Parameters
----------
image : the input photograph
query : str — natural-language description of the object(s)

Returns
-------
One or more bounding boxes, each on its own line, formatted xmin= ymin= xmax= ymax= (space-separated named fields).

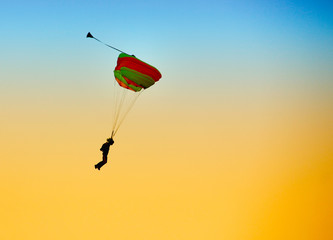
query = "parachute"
xmin=111 ymin=54 xmax=162 ymax=137
xmin=87 ymin=32 xmax=162 ymax=138
xmin=114 ymin=53 xmax=162 ymax=92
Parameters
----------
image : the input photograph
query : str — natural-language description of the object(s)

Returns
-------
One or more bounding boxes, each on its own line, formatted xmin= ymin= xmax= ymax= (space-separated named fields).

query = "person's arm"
xmin=100 ymin=143 xmax=105 ymax=151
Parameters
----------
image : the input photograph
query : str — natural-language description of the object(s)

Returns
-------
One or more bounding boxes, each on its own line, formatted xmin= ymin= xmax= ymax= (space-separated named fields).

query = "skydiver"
xmin=94 ymin=137 xmax=114 ymax=170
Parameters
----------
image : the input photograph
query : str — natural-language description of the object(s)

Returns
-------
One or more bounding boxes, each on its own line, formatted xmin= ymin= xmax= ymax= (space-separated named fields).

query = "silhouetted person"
xmin=95 ymin=138 xmax=114 ymax=170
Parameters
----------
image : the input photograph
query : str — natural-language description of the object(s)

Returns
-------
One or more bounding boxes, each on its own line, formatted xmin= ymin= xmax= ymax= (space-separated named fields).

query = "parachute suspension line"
xmin=112 ymin=86 xmax=128 ymax=137
xmin=111 ymin=78 xmax=119 ymax=137
xmin=113 ymin=89 xmax=144 ymax=137
xmin=86 ymin=32 xmax=130 ymax=55
xmin=110 ymin=79 xmax=116 ymax=138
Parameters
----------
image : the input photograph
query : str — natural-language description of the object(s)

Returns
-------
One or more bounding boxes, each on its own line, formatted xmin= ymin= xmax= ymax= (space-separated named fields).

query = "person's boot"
xmin=95 ymin=161 xmax=106 ymax=170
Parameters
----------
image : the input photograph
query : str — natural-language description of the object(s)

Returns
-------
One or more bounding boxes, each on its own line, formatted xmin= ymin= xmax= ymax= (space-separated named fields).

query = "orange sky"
xmin=1 ymin=83 xmax=332 ymax=239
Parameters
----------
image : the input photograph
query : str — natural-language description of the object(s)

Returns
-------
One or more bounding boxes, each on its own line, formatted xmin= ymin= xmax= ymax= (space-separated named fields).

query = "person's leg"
xmin=95 ymin=155 xmax=108 ymax=170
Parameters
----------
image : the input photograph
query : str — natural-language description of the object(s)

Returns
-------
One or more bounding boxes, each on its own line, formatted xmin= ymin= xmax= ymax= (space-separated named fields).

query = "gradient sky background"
xmin=1 ymin=0 xmax=332 ymax=239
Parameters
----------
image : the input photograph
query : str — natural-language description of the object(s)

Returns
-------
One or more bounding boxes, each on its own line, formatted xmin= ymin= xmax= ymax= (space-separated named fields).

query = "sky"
xmin=1 ymin=0 xmax=333 ymax=239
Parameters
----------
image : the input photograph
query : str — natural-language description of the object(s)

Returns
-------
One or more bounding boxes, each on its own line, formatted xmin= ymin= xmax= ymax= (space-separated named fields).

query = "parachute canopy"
xmin=114 ymin=53 xmax=162 ymax=92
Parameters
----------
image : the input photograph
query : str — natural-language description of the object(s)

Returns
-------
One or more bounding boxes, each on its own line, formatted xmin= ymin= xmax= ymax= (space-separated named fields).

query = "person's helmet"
xmin=107 ymin=138 xmax=114 ymax=145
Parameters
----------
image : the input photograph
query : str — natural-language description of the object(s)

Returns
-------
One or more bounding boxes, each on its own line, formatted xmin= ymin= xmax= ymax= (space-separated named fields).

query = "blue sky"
xmin=1 ymin=0 xmax=332 ymax=97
